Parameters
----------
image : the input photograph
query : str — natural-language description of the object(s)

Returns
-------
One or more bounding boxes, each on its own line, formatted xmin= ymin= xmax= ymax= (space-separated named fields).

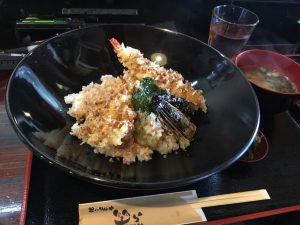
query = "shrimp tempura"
xmin=109 ymin=38 xmax=207 ymax=112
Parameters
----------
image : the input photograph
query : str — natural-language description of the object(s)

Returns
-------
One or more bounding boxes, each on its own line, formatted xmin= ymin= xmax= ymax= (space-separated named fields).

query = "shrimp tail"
xmin=109 ymin=38 xmax=122 ymax=52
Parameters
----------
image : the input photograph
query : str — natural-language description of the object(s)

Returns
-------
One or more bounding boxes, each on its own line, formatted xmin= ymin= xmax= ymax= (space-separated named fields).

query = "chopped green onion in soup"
xmin=243 ymin=67 xmax=298 ymax=93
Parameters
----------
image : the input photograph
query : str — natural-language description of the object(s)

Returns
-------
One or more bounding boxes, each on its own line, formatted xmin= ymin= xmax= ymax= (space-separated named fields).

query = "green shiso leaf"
xmin=132 ymin=77 xmax=164 ymax=113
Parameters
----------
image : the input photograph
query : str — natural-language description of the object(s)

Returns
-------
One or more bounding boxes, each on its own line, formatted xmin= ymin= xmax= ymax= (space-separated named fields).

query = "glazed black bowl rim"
xmin=5 ymin=24 xmax=260 ymax=189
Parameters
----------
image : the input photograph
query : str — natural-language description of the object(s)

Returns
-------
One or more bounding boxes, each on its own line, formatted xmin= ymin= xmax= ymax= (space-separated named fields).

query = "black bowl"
xmin=252 ymin=85 xmax=293 ymax=114
xmin=5 ymin=25 xmax=260 ymax=189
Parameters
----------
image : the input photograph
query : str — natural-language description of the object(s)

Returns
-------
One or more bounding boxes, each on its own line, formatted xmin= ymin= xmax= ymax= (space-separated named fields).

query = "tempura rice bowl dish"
xmin=64 ymin=38 xmax=207 ymax=165
xmin=6 ymin=25 xmax=260 ymax=188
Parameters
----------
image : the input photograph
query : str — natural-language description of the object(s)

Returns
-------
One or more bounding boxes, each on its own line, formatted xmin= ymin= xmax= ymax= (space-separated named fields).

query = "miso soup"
xmin=243 ymin=67 xmax=298 ymax=93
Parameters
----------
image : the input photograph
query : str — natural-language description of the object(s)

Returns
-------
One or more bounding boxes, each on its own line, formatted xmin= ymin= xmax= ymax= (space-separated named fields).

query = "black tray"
xmin=25 ymin=107 xmax=300 ymax=225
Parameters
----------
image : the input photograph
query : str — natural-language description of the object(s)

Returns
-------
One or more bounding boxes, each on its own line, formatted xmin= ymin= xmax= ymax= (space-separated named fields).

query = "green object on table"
xmin=20 ymin=19 xmax=66 ymax=23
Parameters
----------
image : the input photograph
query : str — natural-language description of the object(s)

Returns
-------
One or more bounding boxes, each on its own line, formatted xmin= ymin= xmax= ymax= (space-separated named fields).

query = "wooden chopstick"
xmin=187 ymin=189 xmax=270 ymax=208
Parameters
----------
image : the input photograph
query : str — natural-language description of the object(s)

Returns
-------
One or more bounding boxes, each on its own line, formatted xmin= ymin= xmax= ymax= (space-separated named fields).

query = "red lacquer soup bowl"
xmin=236 ymin=49 xmax=300 ymax=114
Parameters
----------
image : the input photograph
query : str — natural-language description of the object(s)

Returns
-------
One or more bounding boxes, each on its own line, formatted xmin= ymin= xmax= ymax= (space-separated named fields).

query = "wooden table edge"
xmin=19 ymin=151 xmax=32 ymax=225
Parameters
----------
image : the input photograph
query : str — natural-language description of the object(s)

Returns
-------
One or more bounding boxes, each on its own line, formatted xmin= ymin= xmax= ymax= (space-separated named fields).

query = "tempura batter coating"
xmin=64 ymin=39 xmax=207 ymax=164
xmin=110 ymin=38 xmax=207 ymax=112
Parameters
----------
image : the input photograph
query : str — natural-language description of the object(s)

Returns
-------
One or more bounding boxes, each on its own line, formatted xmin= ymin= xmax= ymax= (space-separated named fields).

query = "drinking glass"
xmin=208 ymin=5 xmax=259 ymax=59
